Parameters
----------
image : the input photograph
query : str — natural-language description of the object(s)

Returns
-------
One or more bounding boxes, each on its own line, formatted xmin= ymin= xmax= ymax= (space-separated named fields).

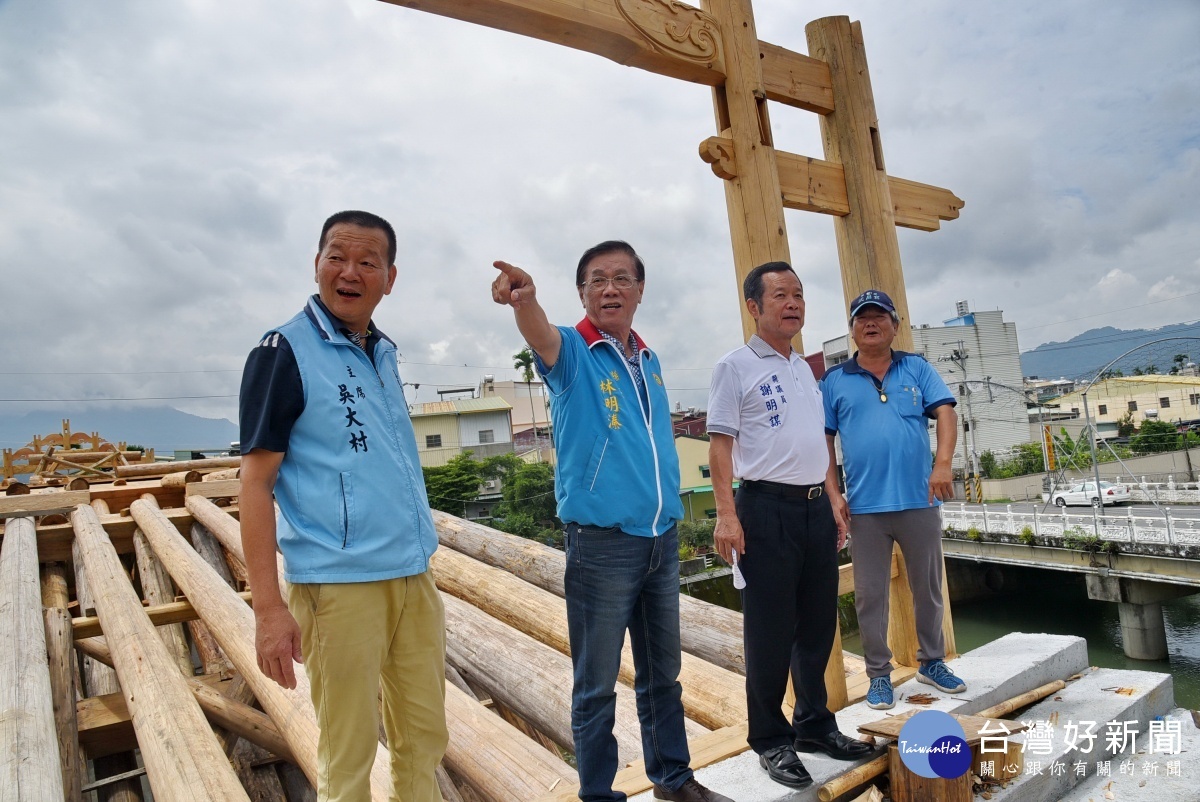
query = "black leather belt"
xmin=741 ymin=479 xmax=824 ymax=500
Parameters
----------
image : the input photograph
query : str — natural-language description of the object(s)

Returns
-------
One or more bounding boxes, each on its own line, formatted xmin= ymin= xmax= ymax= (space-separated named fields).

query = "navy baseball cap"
xmin=849 ymin=289 xmax=896 ymax=317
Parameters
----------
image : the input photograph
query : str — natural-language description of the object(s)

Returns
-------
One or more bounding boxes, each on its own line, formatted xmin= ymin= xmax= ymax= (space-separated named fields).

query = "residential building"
xmin=480 ymin=376 xmax=551 ymax=435
xmin=672 ymin=407 xmax=707 ymax=437
xmin=409 ymin=396 xmax=514 ymax=469
xmin=1051 ymin=375 xmax=1200 ymax=437
xmin=1024 ymin=377 xmax=1079 ymax=403
xmin=675 ymin=434 xmax=719 ymax=521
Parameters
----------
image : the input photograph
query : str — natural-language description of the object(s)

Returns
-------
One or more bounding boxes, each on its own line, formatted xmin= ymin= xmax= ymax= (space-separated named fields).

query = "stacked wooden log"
xmin=1 ymin=459 xmax=794 ymax=801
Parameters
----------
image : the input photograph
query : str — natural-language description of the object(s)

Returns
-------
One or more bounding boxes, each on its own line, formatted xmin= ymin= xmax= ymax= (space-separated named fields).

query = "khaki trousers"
xmin=289 ymin=572 xmax=447 ymax=802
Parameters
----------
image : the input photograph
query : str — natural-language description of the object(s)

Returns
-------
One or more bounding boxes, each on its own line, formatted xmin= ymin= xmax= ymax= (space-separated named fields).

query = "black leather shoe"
xmin=794 ymin=731 xmax=874 ymax=761
xmin=652 ymin=777 xmax=735 ymax=801
xmin=758 ymin=745 xmax=813 ymax=788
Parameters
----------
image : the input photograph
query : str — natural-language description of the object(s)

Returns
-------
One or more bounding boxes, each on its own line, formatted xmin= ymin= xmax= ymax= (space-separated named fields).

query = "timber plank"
xmin=0 ymin=489 xmax=90 ymax=519
xmin=72 ymin=590 xmax=253 ymax=639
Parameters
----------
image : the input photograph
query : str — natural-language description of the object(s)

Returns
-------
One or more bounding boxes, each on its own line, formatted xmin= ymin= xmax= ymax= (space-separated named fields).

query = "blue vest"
xmin=269 ymin=299 xmax=437 ymax=583
xmin=538 ymin=320 xmax=683 ymax=537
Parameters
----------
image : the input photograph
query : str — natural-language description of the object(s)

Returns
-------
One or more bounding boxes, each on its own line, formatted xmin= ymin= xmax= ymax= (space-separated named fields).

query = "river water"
xmin=682 ymin=568 xmax=1200 ymax=711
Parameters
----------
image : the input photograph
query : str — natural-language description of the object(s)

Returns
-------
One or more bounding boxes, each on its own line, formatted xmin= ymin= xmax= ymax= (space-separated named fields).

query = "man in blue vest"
xmin=240 ymin=211 xmax=446 ymax=801
xmin=491 ymin=242 xmax=733 ymax=802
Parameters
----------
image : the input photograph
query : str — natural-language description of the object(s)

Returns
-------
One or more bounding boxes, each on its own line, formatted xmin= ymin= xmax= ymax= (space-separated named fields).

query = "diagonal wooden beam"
xmin=379 ymin=1 xmax=836 ymax=113
xmin=380 ymin=0 xmax=725 ymax=83
xmin=700 ymin=135 xmax=964 ymax=231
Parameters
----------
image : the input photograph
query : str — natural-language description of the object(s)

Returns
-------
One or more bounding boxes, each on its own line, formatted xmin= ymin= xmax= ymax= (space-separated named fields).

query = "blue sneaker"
xmin=866 ymin=676 xmax=895 ymax=710
xmin=918 ymin=659 xmax=967 ymax=694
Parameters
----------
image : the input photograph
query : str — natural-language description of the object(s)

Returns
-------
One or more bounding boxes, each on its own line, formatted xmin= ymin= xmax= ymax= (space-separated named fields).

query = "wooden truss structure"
xmin=2 ymin=420 xmax=157 ymax=483
xmin=1 ymin=459 xmax=949 ymax=800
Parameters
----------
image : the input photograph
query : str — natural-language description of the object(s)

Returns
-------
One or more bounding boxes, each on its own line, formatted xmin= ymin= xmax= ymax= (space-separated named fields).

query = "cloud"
xmin=1 ymin=0 xmax=1199 ymax=427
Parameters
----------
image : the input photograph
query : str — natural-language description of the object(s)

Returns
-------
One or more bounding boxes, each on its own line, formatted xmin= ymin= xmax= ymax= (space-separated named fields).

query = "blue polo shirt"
xmin=821 ymin=351 xmax=955 ymax=514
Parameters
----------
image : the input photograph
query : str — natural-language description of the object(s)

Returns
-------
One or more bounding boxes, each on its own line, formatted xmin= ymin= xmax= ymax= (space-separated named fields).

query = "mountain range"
xmin=1020 ymin=321 xmax=1200 ymax=381
xmin=0 ymin=406 xmax=237 ymax=454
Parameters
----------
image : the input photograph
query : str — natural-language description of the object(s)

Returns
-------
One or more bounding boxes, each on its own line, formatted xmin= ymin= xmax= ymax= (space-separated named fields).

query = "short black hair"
xmin=575 ymin=240 xmax=645 ymax=287
xmin=743 ymin=261 xmax=799 ymax=308
xmin=319 ymin=210 xmax=397 ymax=266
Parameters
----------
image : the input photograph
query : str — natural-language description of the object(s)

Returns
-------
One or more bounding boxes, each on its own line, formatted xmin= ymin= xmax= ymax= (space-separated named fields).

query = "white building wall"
xmin=457 ymin=410 xmax=513 ymax=448
xmin=911 ymin=310 xmax=1029 ymax=469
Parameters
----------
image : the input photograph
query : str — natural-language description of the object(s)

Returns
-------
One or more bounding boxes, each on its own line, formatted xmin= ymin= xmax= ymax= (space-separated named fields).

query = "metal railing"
xmin=941 ymin=501 xmax=1200 ymax=552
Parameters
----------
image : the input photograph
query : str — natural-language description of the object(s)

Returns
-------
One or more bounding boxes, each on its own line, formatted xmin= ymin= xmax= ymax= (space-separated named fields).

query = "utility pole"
xmin=941 ymin=342 xmax=980 ymax=500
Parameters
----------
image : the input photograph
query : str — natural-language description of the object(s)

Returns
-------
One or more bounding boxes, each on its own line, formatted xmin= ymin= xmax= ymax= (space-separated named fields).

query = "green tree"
xmin=979 ymin=450 xmax=998 ymax=479
xmin=513 ymin=346 xmax=541 ymax=439
xmin=422 ymin=451 xmax=483 ymax=516
xmin=1130 ymin=419 xmax=1181 ymax=454
xmin=1115 ymin=411 xmax=1136 ymax=438
xmin=677 ymin=519 xmax=716 ymax=552
xmin=497 ymin=460 xmax=557 ymax=527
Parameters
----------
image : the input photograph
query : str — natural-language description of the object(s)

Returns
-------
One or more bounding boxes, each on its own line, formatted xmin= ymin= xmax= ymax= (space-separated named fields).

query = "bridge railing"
xmin=941 ymin=502 xmax=1200 ymax=552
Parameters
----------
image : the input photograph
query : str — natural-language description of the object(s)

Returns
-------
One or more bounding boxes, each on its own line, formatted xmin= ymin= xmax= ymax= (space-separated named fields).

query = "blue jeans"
xmin=564 ymin=523 xmax=692 ymax=802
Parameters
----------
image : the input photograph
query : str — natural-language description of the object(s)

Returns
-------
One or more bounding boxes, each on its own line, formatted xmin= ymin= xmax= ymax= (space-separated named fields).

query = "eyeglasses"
xmin=581 ymin=274 xmax=638 ymax=292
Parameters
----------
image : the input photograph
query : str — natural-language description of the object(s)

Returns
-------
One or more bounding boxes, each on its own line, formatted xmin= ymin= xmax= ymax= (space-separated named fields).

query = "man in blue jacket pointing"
xmin=492 ymin=242 xmax=733 ymax=802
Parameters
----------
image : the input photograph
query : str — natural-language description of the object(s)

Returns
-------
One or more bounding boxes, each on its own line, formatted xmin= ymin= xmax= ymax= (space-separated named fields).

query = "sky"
xmin=2 ymin=0 xmax=1199 ymax=425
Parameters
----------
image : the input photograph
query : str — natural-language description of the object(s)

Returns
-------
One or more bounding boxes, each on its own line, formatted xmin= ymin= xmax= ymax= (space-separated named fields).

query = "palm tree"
xmin=514 ymin=347 xmax=539 ymax=453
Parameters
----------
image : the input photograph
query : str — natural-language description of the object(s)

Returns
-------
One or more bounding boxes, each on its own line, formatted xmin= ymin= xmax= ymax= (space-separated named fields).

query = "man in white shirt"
xmin=707 ymin=262 xmax=872 ymax=790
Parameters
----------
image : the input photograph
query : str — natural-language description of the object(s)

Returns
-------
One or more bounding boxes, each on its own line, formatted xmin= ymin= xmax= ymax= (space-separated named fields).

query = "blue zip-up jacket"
xmin=267 ymin=298 xmax=437 ymax=583
xmin=537 ymin=319 xmax=683 ymax=537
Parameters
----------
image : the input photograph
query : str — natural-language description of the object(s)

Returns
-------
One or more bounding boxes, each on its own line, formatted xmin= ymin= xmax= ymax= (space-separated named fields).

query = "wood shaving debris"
xmin=905 ymin=693 xmax=938 ymax=705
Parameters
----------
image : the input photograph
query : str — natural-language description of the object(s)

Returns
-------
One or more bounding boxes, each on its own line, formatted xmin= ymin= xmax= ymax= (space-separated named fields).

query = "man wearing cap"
xmin=820 ymin=289 xmax=965 ymax=711
xmin=707 ymin=262 xmax=872 ymax=791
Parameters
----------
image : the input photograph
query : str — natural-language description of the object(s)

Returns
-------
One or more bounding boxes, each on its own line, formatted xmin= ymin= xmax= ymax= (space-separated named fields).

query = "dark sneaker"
xmin=917 ymin=659 xmax=967 ymax=693
xmin=866 ymin=676 xmax=895 ymax=710
xmin=652 ymin=777 xmax=735 ymax=802
xmin=758 ymin=745 xmax=813 ymax=789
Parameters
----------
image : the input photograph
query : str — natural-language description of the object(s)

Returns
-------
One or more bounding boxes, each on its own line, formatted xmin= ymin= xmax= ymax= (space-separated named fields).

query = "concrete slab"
xmin=987 ymin=666 xmax=1175 ymax=802
xmin=1058 ymin=708 xmax=1200 ymax=802
xmin=629 ymin=632 xmax=1090 ymax=802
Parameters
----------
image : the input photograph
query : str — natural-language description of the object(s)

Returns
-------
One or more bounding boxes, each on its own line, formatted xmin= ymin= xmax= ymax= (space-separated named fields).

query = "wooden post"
xmin=887 ymin=547 xmax=919 ymax=668
xmin=201 ymin=468 xmax=240 ymax=482
xmin=41 ymin=562 xmax=84 ymax=802
xmin=430 ymin=546 xmax=746 ymax=731
xmin=823 ymin=620 xmax=849 ymax=713
xmin=442 ymin=592 xmax=676 ymax=763
xmin=115 ymin=457 xmax=239 ymax=480
xmin=184 ymin=524 xmax=238 ymax=676
xmin=701 ymin=0 xmax=794 ymax=346
xmin=1 ymin=517 xmax=65 ymax=801
xmin=72 ymin=517 xmax=142 ymax=802
xmin=70 ymin=505 xmax=250 ymax=801
xmin=160 ymin=470 xmax=202 ymax=489
xmin=433 ymin=511 xmax=748 ymax=675
xmin=887 ymin=743 xmax=971 ymax=802
xmin=131 ymin=529 xmax=194 ymax=677
xmin=804 ymin=16 xmax=911 ymax=338
xmin=443 ymin=682 xmax=577 ymax=800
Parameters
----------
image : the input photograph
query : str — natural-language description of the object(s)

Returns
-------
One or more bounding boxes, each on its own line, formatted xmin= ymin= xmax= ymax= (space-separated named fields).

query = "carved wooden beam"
xmin=699 ymin=135 xmax=963 ymax=231
xmin=380 ymin=0 xmax=724 ymax=83
xmin=379 ymin=1 xmax=835 ymax=112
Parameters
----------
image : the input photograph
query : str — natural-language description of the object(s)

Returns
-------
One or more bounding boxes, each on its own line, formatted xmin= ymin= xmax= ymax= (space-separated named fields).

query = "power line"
xmin=0 ymin=395 xmax=237 ymax=402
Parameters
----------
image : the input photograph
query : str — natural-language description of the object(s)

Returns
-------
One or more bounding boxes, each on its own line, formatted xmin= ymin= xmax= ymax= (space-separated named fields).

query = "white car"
xmin=1051 ymin=481 xmax=1131 ymax=507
